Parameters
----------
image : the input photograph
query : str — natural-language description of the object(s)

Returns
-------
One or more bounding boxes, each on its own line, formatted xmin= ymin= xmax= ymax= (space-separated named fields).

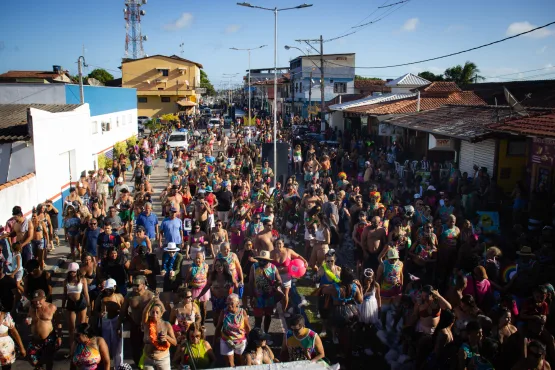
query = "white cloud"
xmin=163 ymin=13 xmax=193 ymax=31
xmin=506 ymin=21 xmax=553 ymax=39
xmin=401 ymin=18 xmax=419 ymax=32
xmin=225 ymin=24 xmax=242 ymax=34
xmin=538 ymin=46 xmax=548 ymax=54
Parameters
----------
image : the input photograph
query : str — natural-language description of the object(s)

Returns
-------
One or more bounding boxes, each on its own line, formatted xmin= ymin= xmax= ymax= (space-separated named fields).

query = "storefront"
xmin=529 ymin=137 xmax=555 ymax=191
xmin=427 ymin=134 xmax=457 ymax=163
xmin=459 ymin=139 xmax=497 ymax=178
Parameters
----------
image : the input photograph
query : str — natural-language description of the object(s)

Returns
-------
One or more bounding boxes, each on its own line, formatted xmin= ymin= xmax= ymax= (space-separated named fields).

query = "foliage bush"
xmin=114 ymin=141 xmax=128 ymax=159
xmin=126 ymin=135 xmax=138 ymax=147
xmin=160 ymin=113 xmax=178 ymax=123
xmin=97 ymin=153 xmax=113 ymax=169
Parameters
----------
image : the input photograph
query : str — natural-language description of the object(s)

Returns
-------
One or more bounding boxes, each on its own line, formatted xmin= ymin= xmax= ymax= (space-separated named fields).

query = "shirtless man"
xmin=300 ymin=189 xmax=321 ymax=216
xmin=26 ymin=289 xmax=62 ymax=370
xmin=192 ymin=192 xmax=210 ymax=235
xmin=118 ymin=275 xmax=155 ymax=367
xmin=254 ymin=219 xmax=275 ymax=253
xmin=165 ymin=185 xmax=183 ymax=214
xmin=97 ymin=279 xmax=125 ymax=369
xmin=361 ymin=216 xmax=387 ymax=271
xmin=11 ymin=207 xmax=34 ymax=266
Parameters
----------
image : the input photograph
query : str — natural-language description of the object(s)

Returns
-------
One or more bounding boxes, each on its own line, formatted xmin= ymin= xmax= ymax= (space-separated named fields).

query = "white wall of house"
xmin=30 ymin=105 xmax=92 ymax=203
xmin=329 ymin=111 xmax=344 ymax=132
xmin=391 ymin=86 xmax=416 ymax=94
xmin=89 ymin=109 xmax=138 ymax=169
xmin=0 ymin=176 xmax=37 ymax=223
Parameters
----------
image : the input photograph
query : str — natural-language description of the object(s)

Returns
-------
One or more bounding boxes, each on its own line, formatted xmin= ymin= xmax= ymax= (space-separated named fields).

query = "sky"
xmin=0 ymin=0 xmax=554 ymax=88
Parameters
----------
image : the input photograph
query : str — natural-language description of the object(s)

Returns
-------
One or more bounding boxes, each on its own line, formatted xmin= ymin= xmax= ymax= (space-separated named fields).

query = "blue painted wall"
xmin=65 ymin=85 xmax=137 ymax=116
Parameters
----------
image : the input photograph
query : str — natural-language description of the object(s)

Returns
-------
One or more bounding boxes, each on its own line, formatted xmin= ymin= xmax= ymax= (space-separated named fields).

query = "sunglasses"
xmin=185 ymin=295 xmax=193 ymax=299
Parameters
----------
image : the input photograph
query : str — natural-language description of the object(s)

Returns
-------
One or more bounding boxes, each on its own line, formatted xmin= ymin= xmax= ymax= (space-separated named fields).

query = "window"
xmin=507 ymin=140 xmax=526 ymax=156
xmin=334 ymin=82 xmax=347 ymax=94
xmin=138 ymin=97 xmax=147 ymax=103
xmin=158 ymin=88 xmax=164 ymax=91
xmin=161 ymin=97 xmax=171 ymax=103
xmin=91 ymin=121 xmax=98 ymax=134
xmin=161 ymin=69 xmax=169 ymax=77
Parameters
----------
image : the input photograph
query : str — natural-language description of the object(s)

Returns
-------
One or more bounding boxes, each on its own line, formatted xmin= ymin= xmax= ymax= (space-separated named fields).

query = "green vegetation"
xmin=419 ymin=61 xmax=485 ymax=85
xmin=200 ymin=70 xmax=216 ymax=96
xmin=355 ymin=75 xmax=383 ymax=81
xmin=87 ymin=68 xmax=114 ymax=83
xmin=97 ymin=153 xmax=113 ymax=169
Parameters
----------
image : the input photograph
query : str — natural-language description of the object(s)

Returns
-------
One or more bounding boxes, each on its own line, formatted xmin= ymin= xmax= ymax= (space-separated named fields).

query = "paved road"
xmin=12 ymin=137 xmax=286 ymax=369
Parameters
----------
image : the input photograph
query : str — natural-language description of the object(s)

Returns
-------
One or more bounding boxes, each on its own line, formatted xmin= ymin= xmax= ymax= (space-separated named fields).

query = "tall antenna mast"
xmin=179 ymin=42 xmax=185 ymax=57
xmin=124 ymin=0 xmax=148 ymax=59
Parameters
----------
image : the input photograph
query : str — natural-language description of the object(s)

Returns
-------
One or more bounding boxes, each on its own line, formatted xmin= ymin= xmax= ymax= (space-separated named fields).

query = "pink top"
xmin=463 ymin=277 xmax=493 ymax=307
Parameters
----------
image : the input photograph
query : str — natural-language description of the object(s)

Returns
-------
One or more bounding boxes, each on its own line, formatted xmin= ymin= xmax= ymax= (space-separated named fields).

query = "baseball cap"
xmin=104 ymin=278 xmax=117 ymax=290
xmin=67 ymin=262 xmax=80 ymax=273
xmin=32 ymin=289 xmax=47 ymax=301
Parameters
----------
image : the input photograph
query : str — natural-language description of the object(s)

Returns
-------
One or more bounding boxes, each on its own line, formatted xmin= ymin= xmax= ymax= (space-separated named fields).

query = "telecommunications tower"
xmin=124 ymin=0 xmax=148 ymax=59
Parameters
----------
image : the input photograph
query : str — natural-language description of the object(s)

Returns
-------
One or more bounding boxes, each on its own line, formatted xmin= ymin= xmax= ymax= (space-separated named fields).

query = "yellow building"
xmin=121 ymin=54 xmax=203 ymax=117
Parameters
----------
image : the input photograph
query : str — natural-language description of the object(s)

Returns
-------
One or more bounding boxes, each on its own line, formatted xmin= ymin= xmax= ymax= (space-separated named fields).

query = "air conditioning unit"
xmin=101 ymin=122 xmax=107 ymax=131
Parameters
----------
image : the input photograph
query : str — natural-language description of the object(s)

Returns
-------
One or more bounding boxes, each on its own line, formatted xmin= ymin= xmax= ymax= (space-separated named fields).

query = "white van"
xmin=167 ymin=131 xmax=189 ymax=149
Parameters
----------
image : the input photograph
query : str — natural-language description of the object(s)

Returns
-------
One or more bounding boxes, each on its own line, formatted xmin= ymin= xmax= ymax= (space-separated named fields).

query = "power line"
xmin=484 ymin=65 xmax=555 ymax=79
xmin=323 ymin=20 xmax=555 ymax=69
xmin=378 ymin=0 xmax=410 ymax=8
xmin=329 ymin=0 xmax=391 ymax=40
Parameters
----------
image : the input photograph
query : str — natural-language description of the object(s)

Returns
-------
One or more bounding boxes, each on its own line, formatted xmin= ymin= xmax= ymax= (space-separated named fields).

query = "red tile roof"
xmin=0 ymin=70 xmax=69 ymax=80
xmin=354 ymin=80 xmax=391 ymax=93
xmin=344 ymin=91 xmax=486 ymax=115
xmin=488 ymin=112 xmax=555 ymax=138
xmin=421 ymin=81 xmax=461 ymax=92
xmin=0 ymin=173 xmax=35 ymax=191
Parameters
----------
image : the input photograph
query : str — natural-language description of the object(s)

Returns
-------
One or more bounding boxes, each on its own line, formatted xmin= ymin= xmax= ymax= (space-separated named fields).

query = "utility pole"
xmin=319 ymin=35 xmax=325 ymax=131
xmin=308 ymin=70 xmax=313 ymax=118
xmin=77 ymin=56 xmax=87 ymax=104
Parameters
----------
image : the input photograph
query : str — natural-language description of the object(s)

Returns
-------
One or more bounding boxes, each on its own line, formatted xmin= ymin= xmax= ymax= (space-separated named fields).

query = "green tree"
xmin=355 ymin=75 xmax=383 ymax=81
xmin=444 ymin=61 xmax=484 ymax=85
xmin=87 ymin=68 xmax=114 ymax=84
xmin=418 ymin=71 xmax=444 ymax=82
xmin=200 ymin=70 xmax=216 ymax=96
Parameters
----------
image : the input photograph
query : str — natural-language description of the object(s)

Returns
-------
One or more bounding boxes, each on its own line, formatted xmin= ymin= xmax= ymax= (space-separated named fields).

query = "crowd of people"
xmin=0 ymin=111 xmax=553 ymax=370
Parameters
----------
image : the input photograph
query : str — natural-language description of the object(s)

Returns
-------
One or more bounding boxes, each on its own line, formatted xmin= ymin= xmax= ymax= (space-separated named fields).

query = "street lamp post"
xmin=230 ymin=45 xmax=267 ymax=128
xmin=237 ymin=2 xmax=313 ymax=186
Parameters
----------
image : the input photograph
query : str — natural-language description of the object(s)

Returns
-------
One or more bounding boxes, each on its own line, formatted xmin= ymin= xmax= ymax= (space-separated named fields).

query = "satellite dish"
xmin=504 ymin=87 xmax=528 ymax=117
xmin=143 ymin=35 xmax=148 ymax=41
xmin=142 ymin=0 xmax=147 ymax=4
xmin=140 ymin=9 xmax=146 ymax=15
xmin=87 ymin=78 xmax=104 ymax=86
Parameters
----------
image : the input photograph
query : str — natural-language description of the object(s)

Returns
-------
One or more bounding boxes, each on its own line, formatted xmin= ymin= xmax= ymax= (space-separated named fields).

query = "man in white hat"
xmin=249 ymin=250 xmax=283 ymax=337
xmin=161 ymin=243 xmax=183 ymax=294
xmin=99 ymin=278 xmax=124 ymax=369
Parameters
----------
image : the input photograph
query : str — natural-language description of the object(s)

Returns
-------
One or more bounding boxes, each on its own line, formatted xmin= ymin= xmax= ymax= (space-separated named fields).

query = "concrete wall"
xmin=0 ymin=143 xmax=35 ymax=184
xmin=30 ymin=105 xmax=92 ymax=203
xmin=0 ymin=84 xmax=65 ymax=104
xmin=90 ymin=108 xmax=138 ymax=169
xmin=0 ymin=176 xmax=37 ymax=223
xmin=329 ymin=111 xmax=344 ymax=132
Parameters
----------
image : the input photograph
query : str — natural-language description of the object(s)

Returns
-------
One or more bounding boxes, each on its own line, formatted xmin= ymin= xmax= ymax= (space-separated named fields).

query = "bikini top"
xmin=67 ymin=282 xmax=83 ymax=294
xmin=274 ymin=256 xmax=291 ymax=268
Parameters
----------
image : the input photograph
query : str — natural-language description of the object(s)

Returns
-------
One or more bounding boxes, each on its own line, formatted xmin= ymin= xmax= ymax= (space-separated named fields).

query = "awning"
xmin=177 ymin=99 xmax=197 ymax=107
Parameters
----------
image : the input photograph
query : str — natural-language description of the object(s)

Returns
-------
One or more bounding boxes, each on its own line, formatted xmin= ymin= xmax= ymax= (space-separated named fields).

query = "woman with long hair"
xmin=70 ymin=323 xmax=110 ymax=370
xmin=243 ymin=327 xmax=277 ymax=365
xmin=271 ymin=238 xmax=307 ymax=317
xmin=62 ymin=262 xmax=90 ymax=347
xmin=193 ymin=258 xmax=237 ymax=326
xmin=173 ymin=323 xmax=216 ymax=369
xmin=0 ymin=303 xmax=25 ymax=369
xmin=169 ymin=287 xmax=200 ymax=343
xmin=142 ymin=300 xmax=177 ymax=370
xmin=80 ymin=253 xmax=99 ymax=310
xmin=64 ymin=205 xmax=82 ymax=260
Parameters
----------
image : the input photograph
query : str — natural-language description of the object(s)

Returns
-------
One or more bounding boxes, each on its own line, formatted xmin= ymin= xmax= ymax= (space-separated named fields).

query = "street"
xmin=11 ymin=145 xmax=286 ymax=369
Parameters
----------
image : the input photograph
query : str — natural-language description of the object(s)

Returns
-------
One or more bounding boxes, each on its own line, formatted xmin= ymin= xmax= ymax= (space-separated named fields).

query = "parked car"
xmin=202 ymin=108 xmax=212 ymax=117
xmin=167 ymin=131 xmax=189 ymax=149
xmin=138 ymin=116 xmax=150 ymax=124
xmin=208 ymin=118 xmax=221 ymax=129
xmin=137 ymin=123 xmax=145 ymax=133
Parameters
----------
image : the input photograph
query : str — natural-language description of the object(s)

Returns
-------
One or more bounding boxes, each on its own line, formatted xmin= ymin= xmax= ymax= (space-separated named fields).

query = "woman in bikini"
xmin=187 ymin=223 xmax=210 ymax=259
xmin=193 ymin=259 xmax=237 ymax=328
xmin=35 ymin=204 xmax=53 ymax=252
xmin=80 ymin=253 xmax=99 ymax=311
xmin=271 ymin=238 xmax=307 ymax=318
xmin=31 ymin=211 xmax=49 ymax=270
xmin=210 ymin=220 xmax=228 ymax=258
xmin=184 ymin=252 xmax=210 ymax=325
xmin=169 ymin=287 xmax=200 ymax=344
xmin=62 ymin=262 xmax=90 ymax=348
xmin=90 ymin=199 xmax=105 ymax=230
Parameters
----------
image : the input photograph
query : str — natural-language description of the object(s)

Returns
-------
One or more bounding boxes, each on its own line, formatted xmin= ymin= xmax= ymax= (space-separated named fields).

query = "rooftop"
xmin=344 ymin=90 xmax=486 ymax=115
xmin=420 ymin=81 xmax=462 ymax=92
xmin=328 ymin=93 xmax=416 ymax=111
xmin=0 ymin=173 xmax=35 ymax=192
xmin=385 ymin=105 xmax=552 ymax=142
xmin=121 ymin=54 xmax=203 ymax=69
xmin=461 ymin=80 xmax=555 ymax=108
xmin=0 ymin=104 xmax=82 ymax=142
xmin=386 ymin=73 xmax=431 ymax=87
xmin=488 ymin=112 xmax=555 ymax=138
xmin=0 ymin=70 xmax=70 ymax=82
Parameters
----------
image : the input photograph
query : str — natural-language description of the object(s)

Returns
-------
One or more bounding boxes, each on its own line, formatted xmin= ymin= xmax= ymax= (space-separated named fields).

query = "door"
xmin=460 ymin=139 xmax=496 ymax=177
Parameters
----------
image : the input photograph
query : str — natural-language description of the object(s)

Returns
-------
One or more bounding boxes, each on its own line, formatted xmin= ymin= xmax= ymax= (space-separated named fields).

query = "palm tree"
xmin=444 ymin=61 xmax=485 ymax=85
